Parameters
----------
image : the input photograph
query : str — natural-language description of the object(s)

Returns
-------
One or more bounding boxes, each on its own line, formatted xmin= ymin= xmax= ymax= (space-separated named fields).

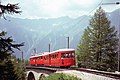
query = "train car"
xmin=29 ymin=48 xmax=75 ymax=67
xmin=50 ymin=49 xmax=75 ymax=67
xmin=35 ymin=54 xmax=44 ymax=66
xmin=30 ymin=54 xmax=44 ymax=66
xmin=50 ymin=51 xmax=59 ymax=67
xmin=42 ymin=52 xmax=51 ymax=66
xmin=30 ymin=55 xmax=37 ymax=66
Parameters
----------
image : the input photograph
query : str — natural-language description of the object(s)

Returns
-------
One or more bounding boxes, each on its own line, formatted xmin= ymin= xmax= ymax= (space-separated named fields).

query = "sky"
xmin=2 ymin=0 xmax=120 ymax=19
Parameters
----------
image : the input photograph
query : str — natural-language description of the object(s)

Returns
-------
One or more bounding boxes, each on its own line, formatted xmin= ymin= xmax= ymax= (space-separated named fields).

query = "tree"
xmin=0 ymin=1 xmax=25 ymax=79
xmin=0 ymin=2 xmax=21 ymax=20
xmin=77 ymin=7 xmax=118 ymax=71
xmin=76 ymin=28 xmax=93 ymax=68
xmin=13 ymin=56 xmax=26 ymax=80
xmin=0 ymin=31 xmax=24 ymax=61
xmin=0 ymin=1 xmax=22 ymax=60
xmin=0 ymin=31 xmax=25 ymax=80
xmin=0 ymin=55 xmax=26 ymax=80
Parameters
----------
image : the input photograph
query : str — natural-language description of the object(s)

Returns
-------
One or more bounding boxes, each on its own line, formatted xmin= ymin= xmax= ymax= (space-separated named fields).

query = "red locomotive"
xmin=30 ymin=48 xmax=75 ymax=67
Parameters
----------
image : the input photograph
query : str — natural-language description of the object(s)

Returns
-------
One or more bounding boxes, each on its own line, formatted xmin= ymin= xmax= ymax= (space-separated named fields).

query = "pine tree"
xmin=0 ymin=32 xmax=25 ymax=79
xmin=0 ymin=1 xmax=26 ymax=79
xmin=77 ymin=7 xmax=118 ymax=71
xmin=0 ymin=3 xmax=21 ymax=20
xmin=76 ymin=28 xmax=93 ymax=68
xmin=5 ymin=59 xmax=18 ymax=80
xmin=0 ymin=31 xmax=24 ymax=61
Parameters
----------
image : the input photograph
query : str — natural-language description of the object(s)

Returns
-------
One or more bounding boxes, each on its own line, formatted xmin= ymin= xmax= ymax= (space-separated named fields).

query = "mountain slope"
xmin=0 ymin=8 xmax=119 ymax=59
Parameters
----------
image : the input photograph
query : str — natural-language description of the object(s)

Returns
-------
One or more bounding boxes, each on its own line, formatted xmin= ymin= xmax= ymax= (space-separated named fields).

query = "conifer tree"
xmin=0 ymin=2 xmax=25 ymax=79
xmin=0 ymin=31 xmax=24 ymax=61
xmin=76 ymin=28 xmax=92 ymax=68
xmin=0 ymin=2 xmax=21 ymax=20
xmin=77 ymin=7 xmax=118 ymax=71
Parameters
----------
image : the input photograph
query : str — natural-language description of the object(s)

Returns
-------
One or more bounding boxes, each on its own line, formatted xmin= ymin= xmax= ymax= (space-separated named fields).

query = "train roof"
xmin=30 ymin=53 xmax=43 ymax=58
xmin=30 ymin=48 xmax=75 ymax=58
xmin=55 ymin=48 xmax=75 ymax=52
xmin=50 ymin=48 xmax=74 ymax=53
xmin=41 ymin=52 xmax=51 ymax=56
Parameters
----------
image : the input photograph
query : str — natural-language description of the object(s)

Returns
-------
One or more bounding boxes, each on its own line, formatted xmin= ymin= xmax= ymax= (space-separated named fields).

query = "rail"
xmin=74 ymin=68 xmax=120 ymax=79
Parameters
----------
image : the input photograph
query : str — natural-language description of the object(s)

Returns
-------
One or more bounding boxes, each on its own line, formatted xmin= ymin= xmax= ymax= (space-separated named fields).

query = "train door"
xmin=49 ymin=54 xmax=51 ymax=66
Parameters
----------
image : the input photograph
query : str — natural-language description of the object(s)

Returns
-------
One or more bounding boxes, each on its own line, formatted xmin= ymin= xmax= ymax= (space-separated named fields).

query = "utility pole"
xmin=22 ymin=51 xmax=23 ymax=60
xmin=118 ymin=6 xmax=120 ymax=72
xmin=102 ymin=1 xmax=120 ymax=72
xmin=49 ymin=43 xmax=50 ymax=52
xmin=66 ymin=36 xmax=69 ymax=48
xmin=34 ymin=48 xmax=36 ymax=54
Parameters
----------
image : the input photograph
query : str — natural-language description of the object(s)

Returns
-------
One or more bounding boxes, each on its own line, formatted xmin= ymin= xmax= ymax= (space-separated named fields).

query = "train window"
xmin=56 ymin=54 xmax=58 ymax=58
xmin=72 ymin=52 xmax=74 ymax=57
xmin=55 ymin=54 xmax=56 ymax=59
xmin=68 ymin=53 xmax=70 ymax=58
xmin=66 ymin=54 xmax=68 ymax=58
xmin=44 ymin=56 xmax=46 ymax=60
xmin=61 ymin=54 xmax=64 ymax=58
xmin=55 ymin=54 xmax=57 ymax=59
xmin=39 ymin=57 xmax=40 ymax=60
xmin=56 ymin=54 xmax=57 ymax=59
xmin=57 ymin=54 xmax=58 ymax=58
xmin=56 ymin=54 xmax=57 ymax=58
xmin=37 ymin=58 xmax=39 ymax=60
xmin=66 ymin=53 xmax=70 ymax=58
xmin=55 ymin=54 xmax=58 ymax=59
xmin=54 ymin=54 xmax=56 ymax=59
xmin=53 ymin=55 xmax=54 ymax=59
xmin=45 ymin=56 xmax=47 ymax=60
xmin=62 ymin=54 xmax=65 ymax=58
xmin=51 ymin=55 xmax=53 ymax=59
xmin=40 ymin=56 xmax=42 ymax=60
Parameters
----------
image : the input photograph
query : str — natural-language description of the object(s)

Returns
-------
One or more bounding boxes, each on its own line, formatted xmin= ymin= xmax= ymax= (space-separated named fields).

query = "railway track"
xmin=72 ymin=68 xmax=120 ymax=79
xmin=26 ymin=66 xmax=120 ymax=79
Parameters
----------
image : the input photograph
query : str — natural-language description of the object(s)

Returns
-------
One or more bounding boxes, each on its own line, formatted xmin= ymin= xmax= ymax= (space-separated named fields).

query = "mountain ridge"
xmin=0 ymin=8 xmax=119 ymax=59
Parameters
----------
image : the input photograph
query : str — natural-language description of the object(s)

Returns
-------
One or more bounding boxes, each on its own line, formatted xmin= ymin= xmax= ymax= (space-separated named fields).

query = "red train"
xmin=30 ymin=48 xmax=76 ymax=67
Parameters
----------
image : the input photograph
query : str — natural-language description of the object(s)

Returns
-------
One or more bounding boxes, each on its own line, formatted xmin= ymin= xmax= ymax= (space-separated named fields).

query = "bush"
xmin=39 ymin=73 xmax=81 ymax=80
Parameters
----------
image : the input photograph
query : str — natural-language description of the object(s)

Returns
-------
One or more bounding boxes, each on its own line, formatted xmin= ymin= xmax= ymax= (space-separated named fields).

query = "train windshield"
xmin=61 ymin=52 xmax=75 ymax=58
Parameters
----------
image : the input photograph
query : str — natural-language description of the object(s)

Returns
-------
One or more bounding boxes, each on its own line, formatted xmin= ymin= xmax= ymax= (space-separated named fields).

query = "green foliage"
xmin=39 ymin=73 xmax=81 ymax=80
xmin=0 ymin=56 xmax=26 ymax=80
xmin=76 ymin=29 xmax=93 ymax=68
xmin=77 ymin=7 xmax=118 ymax=71
xmin=0 ymin=31 xmax=25 ymax=80
xmin=24 ymin=59 xmax=30 ymax=66
xmin=12 ymin=56 xmax=26 ymax=80
xmin=0 ymin=59 xmax=17 ymax=80
xmin=0 ymin=31 xmax=24 ymax=61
